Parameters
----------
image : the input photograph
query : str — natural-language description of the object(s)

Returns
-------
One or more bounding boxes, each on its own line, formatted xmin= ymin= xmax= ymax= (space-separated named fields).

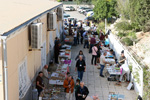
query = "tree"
xmin=93 ymin=0 xmax=118 ymax=21
xmin=129 ymin=0 xmax=150 ymax=31
xmin=116 ymin=0 xmax=130 ymax=19
xmin=74 ymin=0 xmax=94 ymax=4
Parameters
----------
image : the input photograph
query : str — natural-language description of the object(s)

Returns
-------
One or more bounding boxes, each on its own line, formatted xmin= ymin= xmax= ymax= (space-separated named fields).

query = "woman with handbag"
xmin=91 ymin=44 xmax=98 ymax=66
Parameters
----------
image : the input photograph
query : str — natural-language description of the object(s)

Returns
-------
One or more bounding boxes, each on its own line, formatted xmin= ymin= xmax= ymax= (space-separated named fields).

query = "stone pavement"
xmin=69 ymin=44 xmax=137 ymax=100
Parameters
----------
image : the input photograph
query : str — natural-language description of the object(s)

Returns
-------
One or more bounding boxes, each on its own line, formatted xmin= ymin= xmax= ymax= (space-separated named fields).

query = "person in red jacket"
xmin=63 ymin=75 xmax=75 ymax=100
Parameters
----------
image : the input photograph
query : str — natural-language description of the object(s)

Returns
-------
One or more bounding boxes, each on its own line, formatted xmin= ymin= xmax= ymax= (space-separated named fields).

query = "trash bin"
xmin=32 ymin=89 xmax=38 ymax=100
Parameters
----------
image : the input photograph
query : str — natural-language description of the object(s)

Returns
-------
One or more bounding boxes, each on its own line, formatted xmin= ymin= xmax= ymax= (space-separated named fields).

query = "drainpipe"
xmin=1 ymin=36 xmax=8 ymax=100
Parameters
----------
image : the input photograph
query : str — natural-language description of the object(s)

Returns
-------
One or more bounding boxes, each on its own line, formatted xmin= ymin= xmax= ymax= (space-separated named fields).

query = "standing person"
xmin=75 ymin=78 xmax=80 ymax=100
xmin=76 ymin=82 xmax=89 ymax=100
xmin=36 ymin=72 xmax=45 ymax=96
xmin=63 ymin=27 xmax=68 ymax=40
xmin=91 ymin=21 xmax=94 ymax=28
xmin=100 ymin=51 xmax=109 ymax=77
xmin=80 ymin=28 xmax=84 ymax=44
xmin=64 ymin=19 xmax=68 ymax=25
xmin=89 ymin=35 xmax=96 ymax=53
xmin=75 ymin=50 xmax=86 ymax=61
xmin=63 ymin=75 xmax=75 ymax=100
xmin=82 ymin=22 xmax=86 ymax=27
xmin=99 ymin=30 xmax=105 ymax=42
xmin=68 ymin=21 xmax=72 ymax=35
xmin=83 ymin=31 xmax=87 ymax=37
xmin=118 ymin=63 xmax=130 ymax=85
xmin=54 ymin=42 xmax=61 ymax=64
xmin=104 ymin=35 xmax=109 ymax=47
xmin=77 ymin=28 xmax=80 ymax=44
xmin=54 ymin=37 xmax=58 ymax=45
xmin=73 ymin=19 xmax=77 ymax=27
xmin=91 ymin=44 xmax=98 ymax=65
xmin=73 ymin=28 xmax=77 ymax=46
xmin=93 ymin=25 xmax=97 ymax=35
xmin=75 ymin=56 xmax=86 ymax=81
xmin=96 ymin=42 xmax=102 ymax=63
xmin=86 ymin=20 xmax=90 ymax=26
xmin=83 ymin=33 xmax=89 ymax=48
xmin=42 ymin=65 xmax=49 ymax=88
xmin=118 ymin=50 xmax=126 ymax=66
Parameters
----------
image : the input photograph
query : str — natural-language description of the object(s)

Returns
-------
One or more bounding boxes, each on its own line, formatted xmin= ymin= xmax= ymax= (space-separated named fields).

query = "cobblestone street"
xmin=69 ymin=44 xmax=137 ymax=100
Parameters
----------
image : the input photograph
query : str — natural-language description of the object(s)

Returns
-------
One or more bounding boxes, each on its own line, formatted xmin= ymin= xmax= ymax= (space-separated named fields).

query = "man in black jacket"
xmin=75 ymin=56 xmax=86 ymax=81
xmin=76 ymin=82 xmax=89 ymax=100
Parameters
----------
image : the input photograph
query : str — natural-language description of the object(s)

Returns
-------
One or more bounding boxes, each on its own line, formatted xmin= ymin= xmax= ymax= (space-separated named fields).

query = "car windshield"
xmin=83 ymin=8 xmax=90 ymax=10
xmin=64 ymin=15 xmax=70 ymax=18
xmin=81 ymin=7 xmax=86 ymax=9
xmin=70 ymin=18 xmax=74 ymax=20
xmin=66 ymin=6 xmax=69 ymax=8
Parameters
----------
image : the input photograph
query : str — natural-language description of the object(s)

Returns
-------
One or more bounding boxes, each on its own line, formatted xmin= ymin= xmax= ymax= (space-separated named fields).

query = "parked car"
xmin=84 ymin=17 xmax=97 ymax=23
xmin=77 ymin=6 xmax=84 ymax=12
xmin=84 ymin=17 xmax=94 ymax=21
xmin=78 ymin=7 xmax=87 ymax=13
xmin=83 ymin=9 xmax=93 ymax=16
xmin=80 ymin=7 xmax=90 ymax=14
xmin=64 ymin=6 xmax=75 ymax=11
xmin=86 ymin=11 xmax=94 ymax=17
xmin=63 ymin=14 xmax=71 ymax=20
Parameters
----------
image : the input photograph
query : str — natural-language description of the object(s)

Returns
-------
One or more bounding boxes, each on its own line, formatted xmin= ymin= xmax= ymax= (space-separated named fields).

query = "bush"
xmin=144 ymin=20 xmax=150 ymax=32
xmin=121 ymin=37 xmax=133 ymax=46
xmin=97 ymin=22 xmax=105 ymax=34
xmin=127 ymin=32 xmax=136 ymax=40
xmin=57 ymin=0 xmax=61 ymax=2
xmin=117 ymin=32 xmax=127 ymax=38
xmin=115 ymin=21 xmax=133 ymax=32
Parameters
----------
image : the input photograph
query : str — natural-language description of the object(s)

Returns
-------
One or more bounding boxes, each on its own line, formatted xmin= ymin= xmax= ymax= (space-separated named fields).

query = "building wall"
xmin=0 ymin=39 xmax=4 ymax=100
xmin=5 ymin=7 xmax=63 ymax=100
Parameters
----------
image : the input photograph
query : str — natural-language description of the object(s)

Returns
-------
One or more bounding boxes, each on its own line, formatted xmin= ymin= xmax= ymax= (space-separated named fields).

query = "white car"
xmin=64 ymin=6 xmax=75 ymax=11
xmin=86 ymin=11 xmax=94 ymax=17
xmin=77 ymin=6 xmax=84 ymax=12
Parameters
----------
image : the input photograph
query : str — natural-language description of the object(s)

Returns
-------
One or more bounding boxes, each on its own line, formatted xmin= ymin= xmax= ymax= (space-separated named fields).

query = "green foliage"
xmin=133 ymin=68 xmax=140 ymax=84
xmin=144 ymin=20 xmax=150 ymax=32
xmin=115 ymin=21 xmax=133 ymax=32
xmin=74 ymin=0 xmax=93 ymax=4
xmin=127 ymin=32 xmax=137 ymax=41
xmin=116 ymin=0 xmax=130 ymax=19
xmin=121 ymin=37 xmax=133 ymax=46
xmin=97 ymin=22 xmax=105 ymax=33
xmin=57 ymin=0 xmax=61 ymax=2
xmin=116 ymin=0 xmax=150 ymax=32
xmin=128 ymin=64 xmax=132 ymax=72
xmin=93 ymin=0 xmax=118 ymax=20
xmin=129 ymin=0 xmax=150 ymax=31
xmin=117 ymin=32 xmax=127 ymax=38
xmin=143 ymin=67 xmax=150 ymax=99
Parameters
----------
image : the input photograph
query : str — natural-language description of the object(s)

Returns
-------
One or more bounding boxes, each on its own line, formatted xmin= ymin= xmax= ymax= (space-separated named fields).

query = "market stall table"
xmin=108 ymin=92 xmax=125 ymax=100
xmin=64 ymin=36 xmax=74 ymax=45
